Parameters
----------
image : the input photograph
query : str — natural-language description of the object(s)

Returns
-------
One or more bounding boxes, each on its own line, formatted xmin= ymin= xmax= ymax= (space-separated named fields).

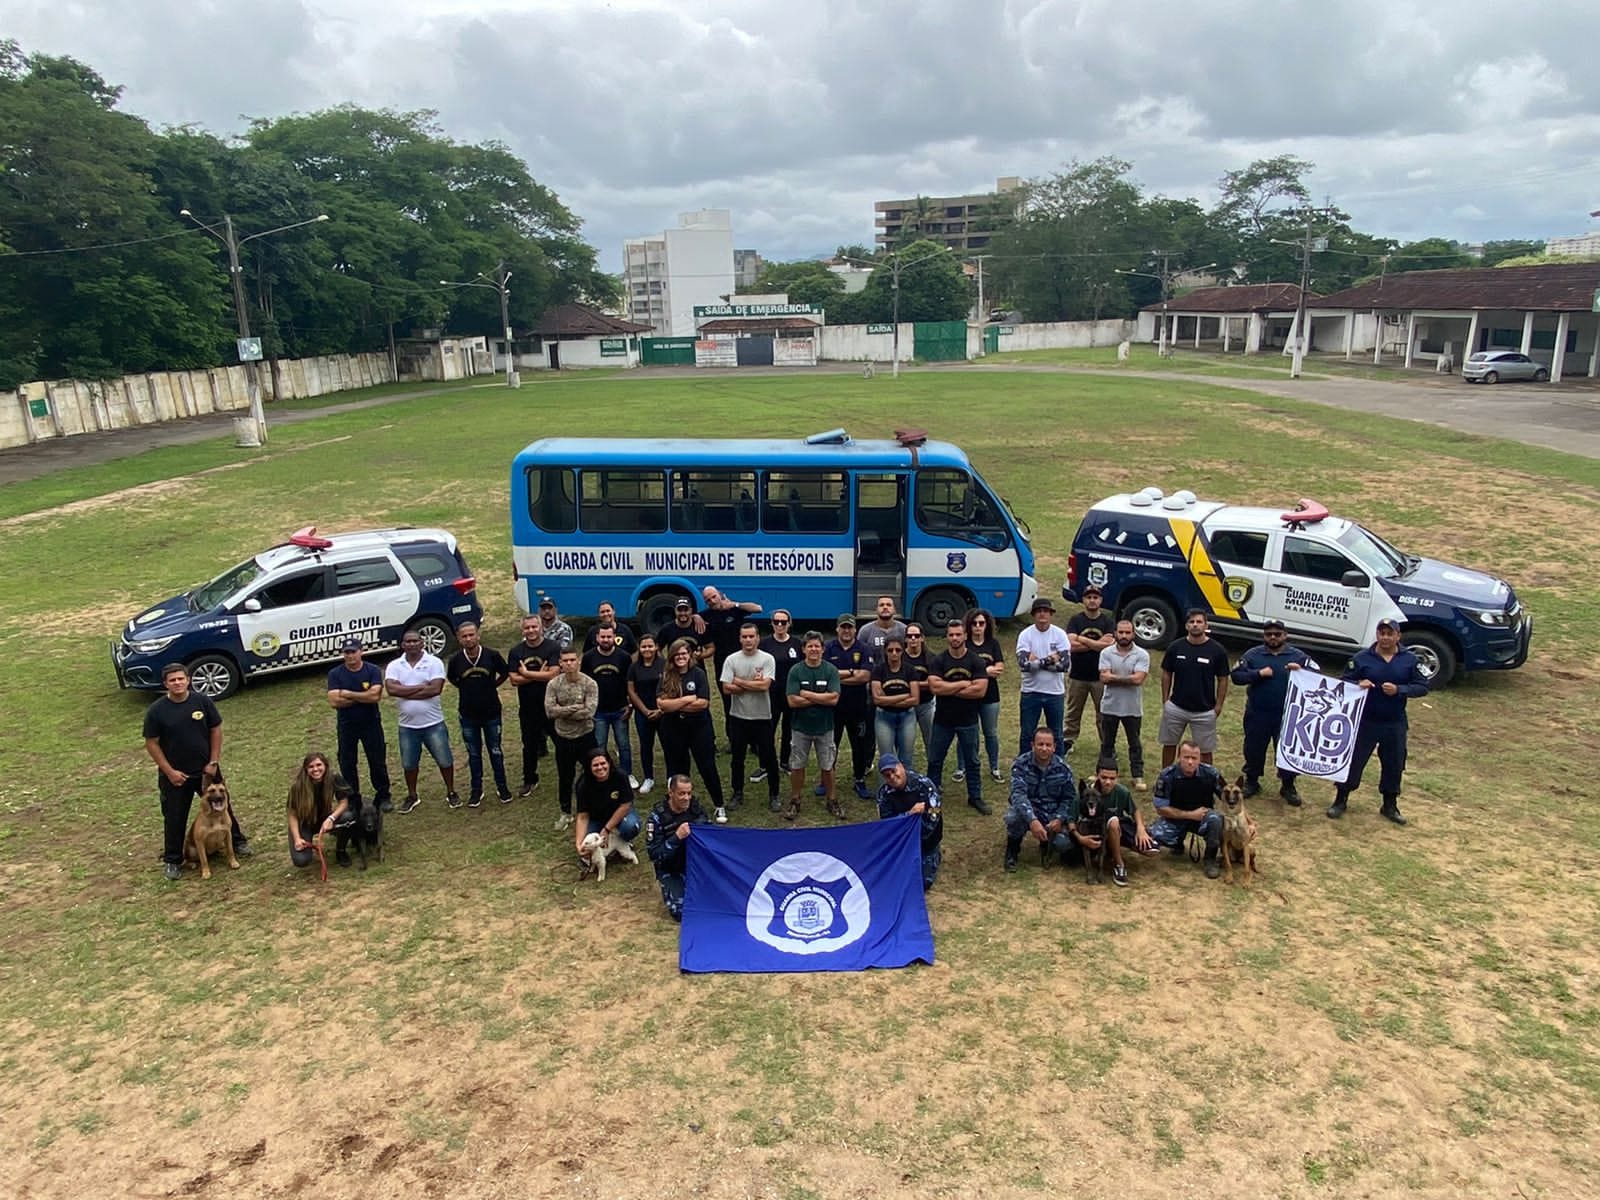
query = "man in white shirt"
xmin=1015 ymin=598 xmax=1069 ymax=755
xmin=721 ymin=623 xmax=781 ymax=814
xmin=384 ymin=629 xmax=458 ymax=812
xmin=1098 ymin=619 xmax=1151 ymax=790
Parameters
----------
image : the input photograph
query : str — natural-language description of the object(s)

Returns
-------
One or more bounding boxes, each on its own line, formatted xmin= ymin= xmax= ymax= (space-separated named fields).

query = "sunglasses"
xmin=907 ymin=633 xmax=924 ymax=638
xmin=772 ymin=618 xmax=790 ymax=624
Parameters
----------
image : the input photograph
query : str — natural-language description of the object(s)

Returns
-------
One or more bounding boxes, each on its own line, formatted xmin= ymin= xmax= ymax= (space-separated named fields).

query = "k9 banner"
xmin=1275 ymin=670 xmax=1369 ymax=783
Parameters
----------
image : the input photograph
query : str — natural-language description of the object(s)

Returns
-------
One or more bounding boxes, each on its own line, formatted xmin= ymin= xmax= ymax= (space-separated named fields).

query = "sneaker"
xmin=379 ymin=798 xmax=396 ymax=813
xmin=728 ymin=791 xmax=745 ymax=811
xmin=628 ymin=774 xmax=640 ymax=790
xmin=714 ymin=806 xmax=729 ymax=824
xmin=782 ymin=799 xmax=801 ymax=822
xmin=814 ymin=783 xmax=826 ymax=797
xmin=1280 ymin=784 xmax=1303 ymax=808
xmin=498 ymin=790 xmax=513 ymax=805
xmin=232 ymin=839 xmax=253 ymax=858
xmin=1004 ymin=849 xmax=1019 ymax=873
xmin=555 ymin=811 xmax=572 ymax=831
xmin=953 ymin=769 xmax=966 ymax=783
xmin=1112 ymin=864 xmax=1129 ymax=887
xmin=989 ymin=767 xmax=1002 ymax=782
xmin=518 ymin=782 xmax=535 ymax=798
xmin=826 ymin=799 xmax=846 ymax=819
xmin=336 ymin=848 xmax=352 ymax=868
xmin=768 ymin=795 xmax=783 ymax=812
xmin=467 ymin=792 xmax=483 ymax=809
xmin=446 ymin=792 xmax=463 ymax=809
xmin=750 ymin=769 xmax=768 ymax=783
xmin=853 ymin=779 xmax=871 ymax=801
xmin=163 ymin=862 xmax=182 ymax=881
xmin=968 ymin=796 xmax=993 ymax=816
xmin=1132 ymin=777 xmax=1147 ymax=792
xmin=399 ymin=794 xmax=421 ymax=815
xmin=638 ymin=777 xmax=655 ymax=795
xmin=1203 ymin=856 xmax=1221 ymax=880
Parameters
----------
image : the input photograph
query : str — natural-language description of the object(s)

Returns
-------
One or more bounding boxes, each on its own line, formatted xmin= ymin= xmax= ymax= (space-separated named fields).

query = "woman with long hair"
xmin=627 ymin=633 xmax=664 ymax=796
xmin=903 ymin=622 xmax=934 ymax=768
xmin=656 ymin=638 xmax=727 ymax=821
xmin=573 ymin=745 xmax=641 ymax=866
xmin=871 ymin=635 xmax=920 ymax=764
xmin=964 ymin=608 xmax=1007 ymax=782
xmin=287 ymin=751 xmax=351 ymax=869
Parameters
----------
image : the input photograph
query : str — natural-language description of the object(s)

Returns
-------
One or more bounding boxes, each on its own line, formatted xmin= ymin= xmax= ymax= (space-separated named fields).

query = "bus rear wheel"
xmin=913 ymin=587 xmax=970 ymax=632
xmin=639 ymin=589 xmax=691 ymax=634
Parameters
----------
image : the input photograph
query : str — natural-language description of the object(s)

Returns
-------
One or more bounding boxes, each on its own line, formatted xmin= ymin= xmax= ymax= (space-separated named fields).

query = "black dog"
xmin=1074 ymin=780 xmax=1107 ymax=884
xmin=333 ymin=780 xmax=384 ymax=870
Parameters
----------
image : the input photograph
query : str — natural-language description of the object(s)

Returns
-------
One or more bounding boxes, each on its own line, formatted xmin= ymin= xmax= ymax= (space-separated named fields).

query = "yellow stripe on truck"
xmin=1168 ymin=518 xmax=1242 ymax=620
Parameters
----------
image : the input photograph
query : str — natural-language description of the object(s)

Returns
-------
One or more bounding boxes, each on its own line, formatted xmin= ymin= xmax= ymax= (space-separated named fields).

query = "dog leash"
xmin=311 ymin=833 xmax=328 ymax=882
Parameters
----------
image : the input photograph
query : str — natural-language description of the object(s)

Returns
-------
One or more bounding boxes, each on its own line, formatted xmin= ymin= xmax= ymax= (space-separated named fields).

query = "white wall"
xmin=695 ymin=335 xmax=738 ymax=368
xmin=773 ymin=338 xmax=818 ymax=366
xmin=989 ymin=318 xmax=1132 ymax=352
xmin=818 ymin=324 xmax=913 ymax=362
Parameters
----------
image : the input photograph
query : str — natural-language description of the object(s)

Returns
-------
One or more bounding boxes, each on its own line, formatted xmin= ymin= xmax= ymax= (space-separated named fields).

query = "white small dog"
xmin=579 ymin=830 xmax=638 ymax=882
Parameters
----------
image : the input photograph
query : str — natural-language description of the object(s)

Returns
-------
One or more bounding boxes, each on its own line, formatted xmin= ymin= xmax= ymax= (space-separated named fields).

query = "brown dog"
xmin=1220 ymin=775 xmax=1259 ymax=886
xmin=184 ymin=776 xmax=239 ymax=880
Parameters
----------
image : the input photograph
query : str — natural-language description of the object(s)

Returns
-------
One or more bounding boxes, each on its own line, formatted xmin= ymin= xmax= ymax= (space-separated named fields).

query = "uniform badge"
xmin=1224 ymin=576 xmax=1254 ymax=607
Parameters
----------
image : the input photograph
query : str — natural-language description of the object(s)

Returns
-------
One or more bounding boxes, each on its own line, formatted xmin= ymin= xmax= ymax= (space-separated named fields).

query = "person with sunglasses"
xmin=870 ymin=636 xmax=920 ymax=764
xmin=1231 ymin=619 xmax=1318 ymax=807
xmin=902 ymin=623 xmax=935 ymax=768
xmin=759 ymin=610 xmax=802 ymax=801
xmin=963 ymin=608 xmax=1006 ymax=784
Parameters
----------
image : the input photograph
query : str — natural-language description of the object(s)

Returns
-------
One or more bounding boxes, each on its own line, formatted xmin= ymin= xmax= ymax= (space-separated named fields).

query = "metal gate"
xmin=983 ymin=325 xmax=1000 ymax=354
xmin=735 ymin=336 xmax=775 ymax=366
xmin=914 ymin=320 xmax=969 ymax=362
xmin=640 ymin=337 xmax=697 ymax=366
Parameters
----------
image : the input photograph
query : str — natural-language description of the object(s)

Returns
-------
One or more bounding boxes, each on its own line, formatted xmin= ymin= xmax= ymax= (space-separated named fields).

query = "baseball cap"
xmin=339 ymin=636 xmax=364 ymax=651
xmin=1081 ymin=584 xmax=1103 ymax=597
xmin=836 ymin=613 xmax=857 ymax=626
xmin=1262 ymin=619 xmax=1286 ymax=632
xmin=878 ymin=754 xmax=901 ymax=773
xmin=538 ymin=596 xmax=556 ymax=608
xmin=1375 ymin=617 xmax=1402 ymax=631
xmin=1031 ymin=598 xmax=1056 ymax=613
xmin=675 ymin=597 xmax=693 ymax=610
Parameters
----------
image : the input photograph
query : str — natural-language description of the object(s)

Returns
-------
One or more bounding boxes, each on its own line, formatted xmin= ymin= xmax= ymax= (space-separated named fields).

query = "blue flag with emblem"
xmin=680 ymin=815 xmax=935 ymax=973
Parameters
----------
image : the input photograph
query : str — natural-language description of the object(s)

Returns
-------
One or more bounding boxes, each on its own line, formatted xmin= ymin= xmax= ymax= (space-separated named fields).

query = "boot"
xmin=1004 ymin=837 xmax=1022 ymax=873
xmin=1379 ymin=793 xmax=1407 ymax=826
xmin=1242 ymin=777 xmax=1262 ymax=799
xmin=1326 ymin=787 xmax=1348 ymax=820
xmin=1279 ymin=780 xmax=1303 ymax=807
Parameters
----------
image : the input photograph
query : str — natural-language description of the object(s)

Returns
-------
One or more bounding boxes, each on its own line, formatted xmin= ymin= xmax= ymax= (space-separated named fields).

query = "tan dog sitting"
xmin=579 ymin=829 xmax=638 ymax=882
xmin=185 ymin=777 xmax=239 ymax=880
xmin=1220 ymin=775 xmax=1259 ymax=886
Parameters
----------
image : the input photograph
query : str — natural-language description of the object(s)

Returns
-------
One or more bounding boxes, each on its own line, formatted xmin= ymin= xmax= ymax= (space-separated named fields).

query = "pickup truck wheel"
xmin=1124 ymin=595 xmax=1179 ymax=649
xmin=1402 ymin=629 xmax=1457 ymax=687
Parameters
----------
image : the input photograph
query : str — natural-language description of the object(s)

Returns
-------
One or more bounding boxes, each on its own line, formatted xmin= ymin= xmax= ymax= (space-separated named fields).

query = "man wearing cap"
xmin=581 ymin=600 xmax=637 ymax=655
xmin=536 ymin=597 xmax=574 ymax=651
xmin=1015 ymin=597 xmax=1069 ymax=754
xmin=1063 ymin=584 xmax=1116 ymax=754
xmin=327 ymin=637 xmax=392 ymax=815
xmin=1231 ymin=620 xmax=1319 ymax=807
xmin=875 ymin=754 xmax=943 ymax=891
xmin=824 ymin=614 xmax=877 ymax=801
xmin=1329 ymin=618 xmax=1428 ymax=825
xmin=654 ymin=598 xmax=707 ymax=664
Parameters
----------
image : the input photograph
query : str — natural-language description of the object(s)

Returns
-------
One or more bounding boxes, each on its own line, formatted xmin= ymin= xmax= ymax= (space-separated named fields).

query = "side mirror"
xmin=243 ymin=597 xmax=263 ymax=613
xmin=1340 ymin=570 xmax=1370 ymax=589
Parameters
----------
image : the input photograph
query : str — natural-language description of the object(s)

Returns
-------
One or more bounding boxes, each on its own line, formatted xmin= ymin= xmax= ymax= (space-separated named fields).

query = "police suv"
xmin=1061 ymin=488 xmax=1530 ymax=686
xmin=112 ymin=526 xmax=482 ymax=699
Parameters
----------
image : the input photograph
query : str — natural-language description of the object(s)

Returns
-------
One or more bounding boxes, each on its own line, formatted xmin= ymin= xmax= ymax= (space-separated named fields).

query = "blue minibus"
xmin=509 ymin=429 xmax=1037 ymax=630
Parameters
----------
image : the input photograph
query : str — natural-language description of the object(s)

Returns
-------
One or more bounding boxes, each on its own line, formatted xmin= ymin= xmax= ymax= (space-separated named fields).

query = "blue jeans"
xmin=458 ymin=715 xmax=510 ymax=797
xmin=398 ymin=722 xmax=453 ymax=771
xmin=977 ymin=700 xmax=1000 ymax=772
xmin=927 ymin=722 xmax=981 ymax=801
xmin=594 ymin=708 xmax=634 ymax=775
xmin=875 ymin=708 xmax=917 ymax=763
xmin=1018 ymin=691 xmax=1064 ymax=755
xmin=1149 ymin=810 xmax=1223 ymax=856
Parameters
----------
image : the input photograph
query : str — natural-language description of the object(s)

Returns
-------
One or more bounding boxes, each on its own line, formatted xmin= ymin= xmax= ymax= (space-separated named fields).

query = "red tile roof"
xmin=1141 ymin=283 xmax=1310 ymax=313
xmin=1314 ymin=263 xmax=1600 ymax=312
xmin=527 ymin=304 xmax=651 ymax=337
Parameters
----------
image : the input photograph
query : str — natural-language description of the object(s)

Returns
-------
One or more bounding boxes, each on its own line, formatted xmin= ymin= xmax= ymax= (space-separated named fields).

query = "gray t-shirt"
xmin=860 ymin=618 xmax=908 ymax=653
xmin=1098 ymin=644 xmax=1150 ymax=718
xmin=720 ymin=649 xmax=776 ymax=721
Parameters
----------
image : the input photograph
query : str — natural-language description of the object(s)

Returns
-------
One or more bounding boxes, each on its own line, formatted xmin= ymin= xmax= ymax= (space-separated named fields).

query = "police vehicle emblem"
xmin=1224 ymin=576 xmax=1254 ymax=607
xmin=746 ymin=852 xmax=871 ymax=955
xmin=250 ymin=632 xmax=281 ymax=656
xmin=1086 ymin=562 xmax=1109 ymax=588
xmin=946 ymin=552 xmax=967 ymax=574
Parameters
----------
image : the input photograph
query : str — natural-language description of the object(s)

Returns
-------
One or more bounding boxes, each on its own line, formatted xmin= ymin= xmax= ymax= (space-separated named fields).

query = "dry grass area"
xmin=1 ymin=371 xmax=1597 ymax=1199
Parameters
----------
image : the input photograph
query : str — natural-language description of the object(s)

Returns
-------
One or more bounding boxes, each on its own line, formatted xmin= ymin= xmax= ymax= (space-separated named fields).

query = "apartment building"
xmin=1545 ymin=232 xmax=1600 ymax=258
xmin=874 ymin=177 xmax=1023 ymax=253
xmin=622 ymin=210 xmax=737 ymax=337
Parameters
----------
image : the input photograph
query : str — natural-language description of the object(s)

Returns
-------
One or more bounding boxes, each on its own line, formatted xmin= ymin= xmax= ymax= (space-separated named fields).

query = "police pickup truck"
xmin=1061 ymin=488 xmax=1530 ymax=686
xmin=112 ymin=526 xmax=482 ymax=699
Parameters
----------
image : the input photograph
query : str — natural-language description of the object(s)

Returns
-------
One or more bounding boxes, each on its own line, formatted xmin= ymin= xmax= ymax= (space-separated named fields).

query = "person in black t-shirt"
xmin=581 ymin=600 xmax=638 ymax=655
xmin=326 ymin=638 xmax=392 ymax=814
xmin=508 ymin=614 xmax=562 ymax=797
xmin=1063 ymin=585 xmax=1116 ymax=753
xmin=903 ymin=622 xmax=934 ymax=768
xmin=926 ymin=619 xmax=992 ymax=814
xmin=582 ymin=626 xmax=636 ymax=785
xmin=446 ymin=621 xmax=512 ymax=806
xmin=627 ymin=634 xmax=666 ymax=794
xmin=699 ymin=585 xmax=762 ymax=720
xmin=1159 ymin=609 xmax=1231 ymax=769
xmin=759 ymin=609 xmax=803 ymax=781
xmin=824 ymin=615 xmax=877 ymax=800
xmin=964 ymin=608 xmax=1007 ymax=782
xmin=655 ymin=598 xmax=707 ymax=664
xmin=573 ymin=747 xmax=641 ymax=866
xmin=143 ymin=662 xmax=249 ymax=880
xmin=871 ymin=636 xmax=920 ymax=765
xmin=657 ymin=639 xmax=726 ymax=817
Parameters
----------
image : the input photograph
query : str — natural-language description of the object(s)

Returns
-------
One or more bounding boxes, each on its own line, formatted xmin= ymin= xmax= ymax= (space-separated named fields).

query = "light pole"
xmin=844 ymin=248 xmax=949 ymax=378
xmin=180 ymin=209 xmax=329 ymax=445
xmin=1116 ymin=258 xmax=1214 ymax=357
xmin=441 ymin=261 xmax=515 ymax=385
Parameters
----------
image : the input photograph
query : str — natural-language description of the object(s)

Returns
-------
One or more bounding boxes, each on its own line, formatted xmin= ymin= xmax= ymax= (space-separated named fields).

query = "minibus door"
xmin=854 ymin=472 xmax=908 ymax=616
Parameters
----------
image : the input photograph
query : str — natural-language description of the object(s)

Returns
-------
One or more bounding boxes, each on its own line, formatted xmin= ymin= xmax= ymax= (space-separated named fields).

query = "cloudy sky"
xmin=11 ymin=0 xmax=1600 ymax=270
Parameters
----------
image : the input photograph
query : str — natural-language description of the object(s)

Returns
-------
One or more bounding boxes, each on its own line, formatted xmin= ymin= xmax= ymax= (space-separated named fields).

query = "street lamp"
xmin=1115 ymin=260 xmax=1213 ymax=358
xmin=180 ymin=209 xmax=329 ymax=445
xmin=844 ymin=248 xmax=948 ymax=378
xmin=440 ymin=261 xmax=515 ymax=386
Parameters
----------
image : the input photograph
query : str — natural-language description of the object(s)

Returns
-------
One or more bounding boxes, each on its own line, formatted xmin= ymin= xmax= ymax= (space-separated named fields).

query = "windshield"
xmin=1337 ymin=525 xmax=1407 ymax=578
xmin=991 ymin=486 xmax=1030 ymax=542
xmin=191 ymin=557 xmax=265 ymax=611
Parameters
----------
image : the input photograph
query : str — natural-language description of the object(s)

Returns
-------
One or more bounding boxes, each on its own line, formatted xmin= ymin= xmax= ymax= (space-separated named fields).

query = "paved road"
xmin=3 ymin=364 xmax=1597 ymax=489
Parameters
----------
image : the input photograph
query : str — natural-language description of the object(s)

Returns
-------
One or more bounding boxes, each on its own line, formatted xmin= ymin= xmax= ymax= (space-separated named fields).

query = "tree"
xmin=1481 ymin=239 xmax=1545 ymax=266
xmin=745 ymin=259 xmax=846 ymax=307
xmin=1387 ymin=238 xmax=1473 ymax=275
xmin=851 ymin=239 xmax=970 ymax=323
xmin=833 ymin=243 xmax=876 ymax=263
xmin=1214 ymin=155 xmax=1313 ymax=238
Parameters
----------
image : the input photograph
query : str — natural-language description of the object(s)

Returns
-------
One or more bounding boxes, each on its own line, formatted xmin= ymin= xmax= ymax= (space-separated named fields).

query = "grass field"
xmin=1 ymin=367 xmax=1597 ymax=1199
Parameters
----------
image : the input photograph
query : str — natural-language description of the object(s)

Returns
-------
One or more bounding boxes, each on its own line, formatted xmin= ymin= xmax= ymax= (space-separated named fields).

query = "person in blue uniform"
xmin=874 ymin=754 xmax=943 ymax=891
xmin=1002 ymin=728 xmax=1076 ymax=872
xmin=1230 ymin=619 xmax=1318 ymax=807
xmin=645 ymin=774 xmax=710 ymax=921
xmin=1328 ymin=618 xmax=1428 ymax=826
